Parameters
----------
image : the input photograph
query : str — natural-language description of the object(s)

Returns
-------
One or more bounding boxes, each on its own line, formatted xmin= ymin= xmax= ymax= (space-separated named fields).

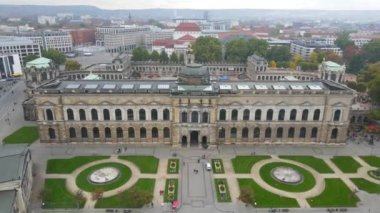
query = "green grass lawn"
xmin=164 ymin=179 xmax=178 ymax=202
xmin=76 ymin=163 xmax=131 ymax=192
xmin=279 ymin=156 xmax=334 ymax=173
xmin=214 ymin=178 xmax=231 ymax=202
xmin=95 ymin=178 xmax=155 ymax=208
xmin=119 ymin=156 xmax=159 ymax=174
xmin=331 ymin=156 xmax=361 ymax=173
xmin=211 ymin=159 xmax=225 ymax=174
xmin=259 ymin=162 xmax=316 ymax=192
xmin=238 ymin=179 xmax=299 ymax=208
xmin=167 ymin=159 xmax=179 ymax=174
xmin=351 ymin=178 xmax=380 ymax=194
xmin=3 ymin=126 xmax=39 ymax=144
xmin=46 ymin=156 xmax=109 ymax=174
xmin=42 ymin=179 xmax=86 ymax=209
xmin=307 ymin=179 xmax=360 ymax=207
xmin=231 ymin=156 xmax=271 ymax=173
xmin=359 ymin=156 xmax=380 ymax=167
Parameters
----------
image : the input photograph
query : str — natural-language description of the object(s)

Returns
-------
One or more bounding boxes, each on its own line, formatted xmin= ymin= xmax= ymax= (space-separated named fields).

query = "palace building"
xmin=32 ymin=64 xmax=355 ymax=147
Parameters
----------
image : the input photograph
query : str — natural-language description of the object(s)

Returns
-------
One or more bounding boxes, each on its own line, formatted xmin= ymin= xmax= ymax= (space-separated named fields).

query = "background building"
xmin=0 ymin=37 xmax=41 ymax=64
xmin=68 ymin=29 xmax=96 ymax=46
xmin=0 ymin=53 xmax=22 ymax=79
xmin=37 ymin=16 xmax=56 ymax=25
xmin=290 ymin=40 xmax=342 ymax=60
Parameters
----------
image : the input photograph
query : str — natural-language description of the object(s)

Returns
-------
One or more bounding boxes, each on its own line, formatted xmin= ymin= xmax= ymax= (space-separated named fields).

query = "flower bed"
xmin=167 ymin=159 xmax=179 ymax=174
xmin=368 ymin=170 xmax=380 ymax=180
xmin=164 ymin=179 xmax=178 ymax=202
xmin=212 ymin=159 xmax=225 ymax=174
xmin=214 ymin=178 xmax=231 ymax=202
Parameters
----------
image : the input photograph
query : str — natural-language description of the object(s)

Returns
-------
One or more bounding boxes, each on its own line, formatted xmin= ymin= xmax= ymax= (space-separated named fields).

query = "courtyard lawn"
xmin=42 ymin=179 xmax=86 ymax=209
xmin=167 ymin=159 xmax=180 ymax=174
xmin=351 ymin=178 xmax=380 ymax=194
xmin=238 ymin=179 xmax=299 ymax=208
xmin=3 ymin=126 xmax=39 ymax=144
xmin=95 ymin=178 xmax=155 ymax=208
xmin=119 ymin=156 xmax=159 ymax=174
xmin=359 ymin=156 xmax=380 ymax=168
xmin=307 ymin=179 xmax=360 ymax=207
xmin=211 ymin=159 xmax=225 ymax=174
xmin=231 ymin=156 xmax=271 ymax=173
xmin=259 ymin=162 xmax=316 ymax=192
xmin=164 ymin=179 xmax=179 ymax=202
xmin=214 ymin=178 xmax=231 ymax=202
xmin=76 ymin=162 xmax=132 ymax=192
xmin=279 ymin=156 xmax=334 ymax=173
xmin=331 ymin=156 xmax=361 ymax=173
xmin=46 ymin=156 xmax=109 ymax=174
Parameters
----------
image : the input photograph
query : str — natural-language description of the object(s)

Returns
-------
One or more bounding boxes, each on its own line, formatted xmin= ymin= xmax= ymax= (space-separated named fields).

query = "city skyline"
xmin=0 ymin=0 xmax=380 ymax=10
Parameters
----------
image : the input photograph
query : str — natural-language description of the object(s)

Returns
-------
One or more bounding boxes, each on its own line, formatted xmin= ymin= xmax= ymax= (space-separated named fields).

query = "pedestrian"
xmin=197 ymin=159 xmax=200 ymax=163
xmin=151 ymin=202 xmax=153 ymax=207
xmin=124 ymin=146 xmax=128 ymax=152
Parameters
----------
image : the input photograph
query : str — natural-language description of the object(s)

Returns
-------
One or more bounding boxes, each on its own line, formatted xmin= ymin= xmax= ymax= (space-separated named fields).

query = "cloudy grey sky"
xmin=0 ymin=0 xmax=379 ymax=10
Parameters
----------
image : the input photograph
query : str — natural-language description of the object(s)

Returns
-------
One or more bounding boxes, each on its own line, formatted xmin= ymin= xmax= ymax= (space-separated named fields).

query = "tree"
xmin=126 ymin=187 xmax=153 ymax=208
xmin=300 ymin=62 xmax=319 ymax=71
xmin=42 ymin=48 xmax=66 ymax=65
xmin=325 ymin=52 xmax=343 ymax=64
xmin=65 ymin=60 xmax=81 ymax=71
xmin=150 ymin=50 xmax=160 ymax=61
xmin=23 ymin=54 xmax=39 ymax=65
xmin=170 ymin=53 xmax=178 ymax=63
xmin=309 ymin=52 xmax=319 ymax=64
xmin=348 ymin=54 xmax=366 ymax=73
xmin=368 ymin=75 xmax=380 ymax=103
xmin=362 ymin=39 xmax=380 ymax=63
xmin=225 ymin=39 xmax=249 ymax=63
xmin=192 ymin=36 xmax=222 ymax=63
xmin=343 ymin=45 xmax=359 ymax=62
xmin=266 ymin=46 xmax=291 ymax=62
xmin=239 ymin=187 xmax=254 ymax=205
xmin=159 ymin=50 xmax=169 ymax=63
xmin=269 ymin=60 xmax=277 ymax=68
xmin=247 ymin=38 xmax=269 ymax=57
xmin=131 ymin=47 xmax=150 ymax=61
xmin=335 ymin=32 xmax=355 ymax=50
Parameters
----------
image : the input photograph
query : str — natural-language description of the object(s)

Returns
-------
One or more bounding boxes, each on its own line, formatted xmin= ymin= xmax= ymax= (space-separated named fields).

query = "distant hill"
xmin=0 ymin=4 xmax=380 ymax=21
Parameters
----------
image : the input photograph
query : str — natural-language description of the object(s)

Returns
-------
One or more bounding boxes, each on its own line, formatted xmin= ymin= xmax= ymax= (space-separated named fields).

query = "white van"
xmin=206 ymin=162 xmax=211 ymax=171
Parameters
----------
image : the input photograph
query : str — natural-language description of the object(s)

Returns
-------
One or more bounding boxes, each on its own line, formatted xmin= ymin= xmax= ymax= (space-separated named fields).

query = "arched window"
xmin=79 ymin=109 xmax=86 ymax=120
xmin=67 ymin=109 xmax=74 ymax=120
xmin=357 ymin=116 xmax=363 ymax=123
xmin=140 ymin=128 xmax=146 ymax=138
xmin=243 ymin=109 xmax=250 ymax=120
xmin=266 ymin=109 xmax=273 ymax=121
xmin=163 ymin=109 xmax=170 ymax=120
xmin=242 ymin=128 xmax=249 ymax=138
xmin=127 ymin=109 xmax=134 ymax=120
xmin=48 ymin=128 xmax=56 ymax=139
xmin=191 ymin=111 xmax=199 ymax=123
xmin=93 ymin=127 xmax=100 ymax=138
xmin=231 ymin=109 xmax=238 ymax=121
xmin=115 ymin=109 xmax=122 ymax=120
xmin=278 ymin=109 xmax=285 ymax=121
xmin=91 ymin=109 xmax=98 ymax=121
xmin=69 ymin=127 xmax=76 ymax=138
xmin=254 ymin=127 xmax=260 ymax=138
xmin=311 ymin=127 xmax=318 ymax=138
xmin=331 ymin=128 xmax=338 ymax=139
xmin=152 ymin=127 xmax=158 ymax=138
xmin=290 ymin=109 xmax=297 ymax=121
xmin=128 ymin=127 xmax=135 ymax=138
xmin=313 ymin=109 xmax=320 ymax=121
xmin=105 ymin=127 xmax=111 ymax=138
xmin=219 ymin=128 xmax=225 ymax=138
xmin=202 ymin=112 xmax=209 ymax=123
xmin=46 ymin=109 xmax=54 ymax=121
xmin=103 ymin=109 xmax=110 ymax=120
xmin=230 ymin=128 xmax=237 ymax=138
xmin=151 ymin=109 xmax=158 ymax=121
xmin=350 ymin=116 xmax=356 ymax=123
xmin=181 ymin=112 xmax=188 ymax=123
xmin=81 ymin=127 xmax=88 ymax=138
xmin=139 ymin=109 xmax=146 ymax=121
xmin=288 ymin=127 xmax=295 ymax=138
xmin=116 ymin=127 xmax=123 ymax=138
xmin=333 ymin=110 xmax=341 ymax=122
xmin=299 ymin=127 xmax=306 ymax=138
xmin=219 ymin=109 xmax=226 ymax=121
xmin=302 ymin=109 xmax=309 ymax=121
xmin=255 ymin=110 xmax=261 ymax=121
xmin=276 ymin=128 xmax=283 ymax=138
xmin=265 ymin=128 xmax=272 ymax=138
xmin=164 ymin=127 xmax=170 ymax=138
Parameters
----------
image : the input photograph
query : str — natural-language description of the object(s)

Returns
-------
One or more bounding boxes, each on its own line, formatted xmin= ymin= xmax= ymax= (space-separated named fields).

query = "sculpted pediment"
xmin=147 ymin=101 xmax=161 ymax=105
xmin=300 ymin=101 xmax=312 ymax=106
xmin=276 ymin=101 xmax=288 ymax=106
xmin=332 ymin=102 xmax=347 ymax=107
xmin=73 ymin=101 xmax=88 ymax=105
xmin=99 ymin=101 xmax=113 ymax=105
xmin=41 ymin=101 xmax=55 ymax=106
xmin=122 ymin=100 xmax=138 ymax=105
xmin=228 ymin=101 xmax=243 ymax=106
xmin=252 ymin=101 xmax=264 ymax=106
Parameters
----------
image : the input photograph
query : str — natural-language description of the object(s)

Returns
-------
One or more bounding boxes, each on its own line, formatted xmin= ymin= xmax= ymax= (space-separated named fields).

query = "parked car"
xmin=205 ymin=162 xmax=211 ymax=171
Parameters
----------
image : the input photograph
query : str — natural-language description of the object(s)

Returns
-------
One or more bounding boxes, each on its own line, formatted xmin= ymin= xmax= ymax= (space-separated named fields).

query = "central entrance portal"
xmin=190 ymin=131 xmax=199 ymax=147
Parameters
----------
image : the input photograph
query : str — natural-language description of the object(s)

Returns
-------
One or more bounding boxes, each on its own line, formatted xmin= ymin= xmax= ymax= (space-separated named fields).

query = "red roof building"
xmin=175 ymin=23 xmax=201 ymax=32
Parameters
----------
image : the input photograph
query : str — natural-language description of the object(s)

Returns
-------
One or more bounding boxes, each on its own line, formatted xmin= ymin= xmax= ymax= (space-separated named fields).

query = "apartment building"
xmin=0 ymin=37 xmax=41 ymax=64
xmin=290 ymin=40 xmax=342 ymax=60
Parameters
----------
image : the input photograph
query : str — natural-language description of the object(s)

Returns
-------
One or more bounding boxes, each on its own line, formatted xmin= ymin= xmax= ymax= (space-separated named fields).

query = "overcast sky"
xmin=0 ymin=0 xmax=379 ymax=10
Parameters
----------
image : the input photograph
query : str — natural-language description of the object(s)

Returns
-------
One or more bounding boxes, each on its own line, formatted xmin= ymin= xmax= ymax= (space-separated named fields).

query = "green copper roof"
xmin=26 ymin=57 xmax=51 ymax=69
xmin=181 ymin=64 xmax=208 ymax=76
xmin=322 ymin=61 xmax=345 ymax=72
xmin=83 ymin=73 xmax=101 ymax=80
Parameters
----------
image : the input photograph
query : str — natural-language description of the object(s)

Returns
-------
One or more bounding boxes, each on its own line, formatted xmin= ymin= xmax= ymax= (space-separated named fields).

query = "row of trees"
xmin=131 ymin=47 xmax=185 ymax=63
